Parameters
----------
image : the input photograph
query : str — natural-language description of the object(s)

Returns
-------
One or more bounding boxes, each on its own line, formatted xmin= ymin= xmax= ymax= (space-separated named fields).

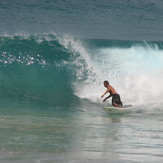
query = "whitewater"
xmin=58 ymin=34 xmax=163 ymax=107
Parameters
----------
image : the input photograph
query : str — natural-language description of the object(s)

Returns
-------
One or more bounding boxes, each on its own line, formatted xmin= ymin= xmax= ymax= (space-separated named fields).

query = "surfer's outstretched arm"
xmin=101 ymin=90 xmax=109 ymax=98
xmin=103 ymin=95 xmax=112 ymax=102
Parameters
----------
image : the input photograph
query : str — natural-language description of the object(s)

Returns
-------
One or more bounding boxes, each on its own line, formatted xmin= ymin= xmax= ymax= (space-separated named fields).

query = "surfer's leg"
xmin=113 ymin=103 xmax=119 ymax=107
xmin=112 ymin=95 xmax=116 ymax=107
xmin=113 ymin=103 xmax=123 ymax=108
xmin=112 ymin=94 xmax=123 ymax=108
xmin=116 ymin=94 xmax=123 ymax=107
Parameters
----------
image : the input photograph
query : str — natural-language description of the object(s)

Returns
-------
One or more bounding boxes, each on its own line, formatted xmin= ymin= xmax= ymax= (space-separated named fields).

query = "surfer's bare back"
xmin=101 ymin=80 xmax=123 ymax=108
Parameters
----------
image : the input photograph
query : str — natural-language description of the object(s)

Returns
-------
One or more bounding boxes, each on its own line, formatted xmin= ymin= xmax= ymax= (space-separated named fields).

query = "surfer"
xmin=101 ymin=80 xmax=123 ymax=108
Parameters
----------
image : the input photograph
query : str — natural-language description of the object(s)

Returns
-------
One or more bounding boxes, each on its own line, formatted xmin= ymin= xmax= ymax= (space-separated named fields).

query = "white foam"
xmin=58 ymin=35 xmax=163 ymax=107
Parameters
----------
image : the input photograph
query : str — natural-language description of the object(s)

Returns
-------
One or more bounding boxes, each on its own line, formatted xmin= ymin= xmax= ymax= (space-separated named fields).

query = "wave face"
xmin=0 ymin=34 xmax=76 ymax=106
xmin=0 ymin=33 xmax=163 ymax=106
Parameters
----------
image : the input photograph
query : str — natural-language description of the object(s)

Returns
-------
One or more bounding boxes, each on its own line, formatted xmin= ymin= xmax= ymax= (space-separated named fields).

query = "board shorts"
xmin=112 ymin=94 xmax=123 ymax=106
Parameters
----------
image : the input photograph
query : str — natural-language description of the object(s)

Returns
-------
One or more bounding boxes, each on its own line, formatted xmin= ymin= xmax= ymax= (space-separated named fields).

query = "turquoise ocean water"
xmin=0 ymin=1 xmax=163 ymax=163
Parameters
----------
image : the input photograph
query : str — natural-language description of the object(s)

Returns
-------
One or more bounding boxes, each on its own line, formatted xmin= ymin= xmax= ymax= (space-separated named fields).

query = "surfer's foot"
xmin=113 ymin=103 xmax=121 ymax=108
xmin=113 ymin=103 xmax=124 ymax=108
xmin=117 ymin=106 xmax=123 ymax=108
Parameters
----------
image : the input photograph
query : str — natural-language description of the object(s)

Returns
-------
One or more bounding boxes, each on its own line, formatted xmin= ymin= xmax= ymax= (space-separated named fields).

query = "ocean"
xmin=0 ymin=0 xmax=163 ymax=163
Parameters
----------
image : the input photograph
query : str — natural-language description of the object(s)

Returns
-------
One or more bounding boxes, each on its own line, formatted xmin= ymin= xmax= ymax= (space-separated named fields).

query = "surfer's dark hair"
xmin=104 ymin=80 xmax=109 ymax=85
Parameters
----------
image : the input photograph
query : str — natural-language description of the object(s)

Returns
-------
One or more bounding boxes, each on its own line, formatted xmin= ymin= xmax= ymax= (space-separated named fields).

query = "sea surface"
xmin=0 ymin=0 xmax=163 ymax=163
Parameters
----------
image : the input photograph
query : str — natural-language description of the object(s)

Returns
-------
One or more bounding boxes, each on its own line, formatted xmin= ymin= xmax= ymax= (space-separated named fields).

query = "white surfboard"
xmin=103 ymin=105 xmax=132 ymax=113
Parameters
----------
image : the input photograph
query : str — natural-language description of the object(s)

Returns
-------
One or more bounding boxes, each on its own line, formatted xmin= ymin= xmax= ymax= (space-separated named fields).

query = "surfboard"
xmin=103 ymin=105 xmax=132 ymax=113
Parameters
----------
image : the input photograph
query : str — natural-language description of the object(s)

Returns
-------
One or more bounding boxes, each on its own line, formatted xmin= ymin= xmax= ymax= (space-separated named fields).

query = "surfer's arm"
xmin=103 ymin=94 xmax=112 ymax=102
xmin=101 ymin=90 xmax=109 ymax=98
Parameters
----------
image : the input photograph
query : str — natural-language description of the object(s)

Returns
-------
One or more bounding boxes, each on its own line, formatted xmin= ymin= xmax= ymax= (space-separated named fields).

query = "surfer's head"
xmin=103 ymin=80 xmax=109 ymax=87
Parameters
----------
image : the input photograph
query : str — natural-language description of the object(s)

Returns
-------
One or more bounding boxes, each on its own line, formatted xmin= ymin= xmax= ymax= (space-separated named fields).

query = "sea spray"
xmin=57 ymin=34 xmax=101 ymax=103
